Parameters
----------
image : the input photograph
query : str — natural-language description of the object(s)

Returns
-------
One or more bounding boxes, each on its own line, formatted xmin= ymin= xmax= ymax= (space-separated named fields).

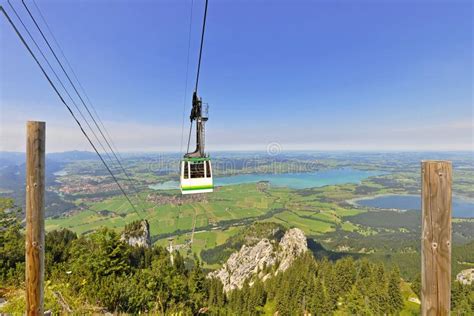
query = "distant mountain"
xmin=0 ymin=152 xmax=25 ymax=167
xmin=0 ymin=150 xmax=99 ymax=165
xmin=46 ymin=150 xmax=98 ymax=162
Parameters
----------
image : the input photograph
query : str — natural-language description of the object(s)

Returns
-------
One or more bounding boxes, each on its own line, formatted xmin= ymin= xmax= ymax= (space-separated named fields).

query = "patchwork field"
xmin=45 ymin=181 xmax=382 ymax=261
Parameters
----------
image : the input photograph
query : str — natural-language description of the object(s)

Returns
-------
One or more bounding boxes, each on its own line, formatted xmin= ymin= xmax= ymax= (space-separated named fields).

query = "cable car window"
xmin=181 ymin=161 xmax=189 ymax=179
xmin=190 ymin=162 xmax=205 ymax=178
xmin=206 ymin=161 xmax=211 ymax=178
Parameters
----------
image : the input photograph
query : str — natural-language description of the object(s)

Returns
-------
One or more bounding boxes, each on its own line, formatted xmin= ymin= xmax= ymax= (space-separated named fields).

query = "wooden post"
xmin=25 ymin=121 xmax=45 ymax=316
xmin=421 ymin=160 xmax=452 ymax=316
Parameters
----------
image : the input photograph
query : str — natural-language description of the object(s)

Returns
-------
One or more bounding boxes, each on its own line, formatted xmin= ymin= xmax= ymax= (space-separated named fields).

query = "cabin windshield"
xmin=205 ymin=160 xmax=211 ymax=178
xmin=190 ymin=162 xmax=205 ymax=178
xmin=183 ymin=162 xmax=189 ymax=179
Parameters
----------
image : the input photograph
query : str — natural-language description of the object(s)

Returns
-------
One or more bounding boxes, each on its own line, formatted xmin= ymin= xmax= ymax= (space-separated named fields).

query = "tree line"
xmin=1 ymin=198 xmax=473 ymax=314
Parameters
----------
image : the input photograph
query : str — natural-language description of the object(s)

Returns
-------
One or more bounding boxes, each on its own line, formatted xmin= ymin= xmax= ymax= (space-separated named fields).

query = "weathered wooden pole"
xmin=25 ymin=121 xmax=45 ymax=316
xmin=421 ymin=160 xmax=452 ymax=316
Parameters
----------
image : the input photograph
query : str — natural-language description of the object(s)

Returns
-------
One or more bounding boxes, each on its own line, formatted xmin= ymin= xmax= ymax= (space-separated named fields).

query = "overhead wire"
xmin=0 ymin=4 xmax=143 ymax=219
xmin=186 ymin=0 xmax=208 ymax=154
xmin=180 ymin=0 xmax=194 ymax=156
xmin=22 ymin=0 xmax=149 ymax=216
xmin=194 ymin=0 xmax=208 ymax=93
xmin=178 ymin=0 xmax=195 ymax=235
xmin=31 ymin=0 xmax=121 ymax=158
xmin=7 ymin=0 xmax=116 ymax=172
xmin=30 ymin=0 xmax=128 ymax=169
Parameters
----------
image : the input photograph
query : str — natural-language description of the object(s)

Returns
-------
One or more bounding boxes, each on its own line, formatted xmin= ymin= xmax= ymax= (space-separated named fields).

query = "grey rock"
xmin=209 ymin=228 xmax=307 ymax=292
xmin=120 ymin=220 xmax=151 ymax=248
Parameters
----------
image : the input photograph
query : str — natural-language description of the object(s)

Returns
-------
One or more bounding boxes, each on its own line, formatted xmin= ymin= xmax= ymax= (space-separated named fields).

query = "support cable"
xmin=7 ymin=1 xmax=117 ymax=173
xmin=186 ymin=0 xmax=208 ymax=151
xmin=0 ymin=5 xmax=143 ymax=219
xmin=31 ymin=0 xmax=122 ymax=160
xmin=23 ymin=0 xmax=148 ymax=215
xmin=178 ymin=0 xmax=195 ymax=232
xmin=180 ymin=0 xmax=194 ymax=156
xmin=194 ymin=0 xmax=208 ymax=93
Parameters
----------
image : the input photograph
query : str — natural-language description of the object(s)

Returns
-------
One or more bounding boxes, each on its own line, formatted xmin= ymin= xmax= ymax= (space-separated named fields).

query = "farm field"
xmin=45 ymin=180 xmax=386 ymax=263
xmin=45 ymin=181 xmax=474 ymax=270
xmin=2 ymin=150 xmax=470 ymax=270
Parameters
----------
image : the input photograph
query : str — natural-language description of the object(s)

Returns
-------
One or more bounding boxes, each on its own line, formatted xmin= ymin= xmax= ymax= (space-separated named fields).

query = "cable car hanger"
xmin=180 ymin=0 xmax=213 ymax=195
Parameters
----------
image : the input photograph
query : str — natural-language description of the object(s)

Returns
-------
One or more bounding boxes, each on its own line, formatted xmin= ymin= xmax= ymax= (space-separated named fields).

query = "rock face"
xmin=208 ymin=228 xmax=307 ymax=292
xmin=277 ymin=227 xmax=308 ymax=272
xmin=456 ymin=268 xmax=474 ymax=285
xmin=120 ymin=220 xmax=151 ymax=248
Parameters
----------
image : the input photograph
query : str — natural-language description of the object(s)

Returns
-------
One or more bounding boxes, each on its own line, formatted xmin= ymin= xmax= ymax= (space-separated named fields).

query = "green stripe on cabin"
xmin=181 ymin=185 xmax=214 ymax=191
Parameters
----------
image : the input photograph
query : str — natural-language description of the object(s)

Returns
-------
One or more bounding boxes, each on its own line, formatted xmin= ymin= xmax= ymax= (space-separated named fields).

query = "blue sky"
xmin=1 ymin=0 xmax=472 ymax=152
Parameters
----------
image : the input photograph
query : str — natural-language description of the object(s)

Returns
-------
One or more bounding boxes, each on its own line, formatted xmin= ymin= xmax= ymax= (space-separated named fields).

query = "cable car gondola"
xmin=180 ymin=0 xmax=212 ymax=195
xmin=180 ymin=92 xmax=213 ymax=194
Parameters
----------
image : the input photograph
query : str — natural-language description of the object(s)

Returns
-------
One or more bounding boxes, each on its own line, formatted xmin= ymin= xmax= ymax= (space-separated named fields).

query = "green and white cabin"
xmin=180 ymin=157 xmax=213 ymax=194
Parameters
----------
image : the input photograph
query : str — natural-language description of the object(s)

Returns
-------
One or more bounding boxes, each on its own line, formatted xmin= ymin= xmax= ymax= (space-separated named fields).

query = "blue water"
xmin=149 ymin=168 xmax=382 ymax=190
xmin=357 ymin=195 xmax=474 ymax=218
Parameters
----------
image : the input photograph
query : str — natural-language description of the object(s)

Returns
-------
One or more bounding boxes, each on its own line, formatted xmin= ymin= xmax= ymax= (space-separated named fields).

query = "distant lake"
xmin=149 ymin=168 xmax=382 ymax=190
xmin=357 ymin=195 xmax=474 ymax=218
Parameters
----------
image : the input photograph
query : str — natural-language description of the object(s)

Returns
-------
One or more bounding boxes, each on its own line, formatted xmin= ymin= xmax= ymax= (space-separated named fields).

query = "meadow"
xmin=40 ymin=152 xmax=474 ymax=271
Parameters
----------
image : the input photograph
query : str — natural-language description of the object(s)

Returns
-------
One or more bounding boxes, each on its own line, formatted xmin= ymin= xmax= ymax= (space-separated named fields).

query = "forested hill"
xmin=0 ymin=226 xmax=406 ymax=314
xmin=1 ymin=198 xmax=473 ymax=314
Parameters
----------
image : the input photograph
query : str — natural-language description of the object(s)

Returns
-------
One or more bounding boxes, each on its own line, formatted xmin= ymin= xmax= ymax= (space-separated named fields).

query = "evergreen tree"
xmin=208 ymin=277 xmax=225 ymax=309
xmin=451 ymin=282 xmax=474 ymax=315
xmin=411 ymin=273 xmax=421 ymax=299
xmin=309 ymin=275 xmax=327 ymax=315
xmin=335 ymin=257 xmax=357 ymax=296
xmin=323 ymin=263 xmax=340 ymax=311
xmin=228 ymin=288 xmax=245 ymax=315
xmin=387 ymin=267 xmax=404 ymax=315
xmin=369 ymin=263 xmax=389 ymax=313
xmin=275 ymin=279 xmax=294 ymax=316
xmin=0 ymin=198 xmax=24 ymax=285
xmin=45 ymin=229 xmax=77 ymax=274
xmin=249 ymin=278 xmax=266 ymax=312
xmin=346 ymin=285 xmax=371 ymax=316
xmin=188 ymin=257 xmax=208 ymax=312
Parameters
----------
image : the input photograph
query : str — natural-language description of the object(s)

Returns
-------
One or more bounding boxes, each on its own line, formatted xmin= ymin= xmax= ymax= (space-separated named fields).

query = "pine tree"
xmin=241 ymin=280 xmax=253 ymax=313
xmin=368 ymin=263 xmax=389 ymax=314
xmin=228 ymin=288 xmax=244 ymax=314
xmin=411 ymin=273 xmax=421 ymax=299
xmin=387 ymin=267 xmax=404 ymax=315
xmin=208 ymin=277 xmax=225 ymax=308
xmin=275 ymin=279 xmax=293 ymax=316
xmin=335 ymin=257 xmax=357 ymax=297
xmin=451 ymin=281 xmax=474 ymax=315
xmin=249 ymin=278 xmax=266 ymax=311
xmin=357 ymin=258 xmax=372 ymax=280
xmin=323 ymin=263 xmax=340 ymax=311
xmin=346 ymin=285 xmax=371 ymax=316
xmin=188 ymin=258 xmax=208 ymax=312
xmin=309 ymin=275 xmax=327 ymax=315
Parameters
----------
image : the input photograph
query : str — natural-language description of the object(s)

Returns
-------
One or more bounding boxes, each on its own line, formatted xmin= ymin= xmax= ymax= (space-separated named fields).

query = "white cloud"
xmin=1 ymin=106 xmax=472 ymax=152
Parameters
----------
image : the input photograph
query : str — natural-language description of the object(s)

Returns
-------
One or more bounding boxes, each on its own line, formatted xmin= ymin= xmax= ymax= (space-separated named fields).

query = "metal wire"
xmin=194 ymin=0 xmax=209 ymax=93
xmin=24 ymin=0 xmax=149 ymax=216
xmin=1 ymin=5 xmax=143 ymax=219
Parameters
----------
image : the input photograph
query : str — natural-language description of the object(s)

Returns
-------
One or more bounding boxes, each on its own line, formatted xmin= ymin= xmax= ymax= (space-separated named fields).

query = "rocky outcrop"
xmin=120 ymin=220 xmax=151 ymax=248
xmin=276 ymin=227 xmax=308 ymax=272
xmin=457 ymin=268 xmax=474 ymax=285
xmin=208 ymin=228 xmax=307 ymax=292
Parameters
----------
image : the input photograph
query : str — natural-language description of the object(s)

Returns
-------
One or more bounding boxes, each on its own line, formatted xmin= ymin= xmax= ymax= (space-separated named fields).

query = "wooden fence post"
xmin=25 ymin=121 xmax=45 ymax=316
xmin=421 ymin=160 xmax=452 ymax=316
